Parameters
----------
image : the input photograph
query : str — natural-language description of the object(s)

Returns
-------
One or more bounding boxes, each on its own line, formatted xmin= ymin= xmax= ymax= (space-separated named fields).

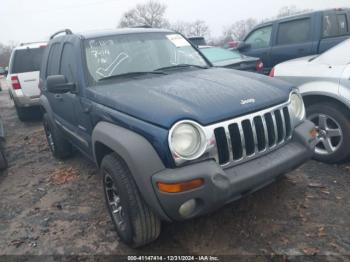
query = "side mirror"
xmin=46 ymin=75 xmax=75 ymax=94
xmin=237 ymin=42 xmax=251 ymax=51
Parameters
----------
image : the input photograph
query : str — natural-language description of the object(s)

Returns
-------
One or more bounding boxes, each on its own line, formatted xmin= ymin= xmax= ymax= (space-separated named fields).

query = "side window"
xmin=46 ymin=43 xmax=61 ymax=77
xmin=323 ymin=13 xmax=349 ymax=37
xmin=245 ymin=26 xmax=272 ymax=49
xmin=337 ymin=14 xmax=348 ymax=35
xmin=277 ymin=18 xmax=311 ymax=45
xmin=59 ymin=43 xmax=77 ymax=83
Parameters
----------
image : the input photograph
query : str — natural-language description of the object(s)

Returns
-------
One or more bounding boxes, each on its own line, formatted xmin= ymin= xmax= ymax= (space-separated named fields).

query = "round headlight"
xmin=170 ymin=122 xmax=205 ymax=159
xmin=290 ymin=93 xmax=305 ymax=120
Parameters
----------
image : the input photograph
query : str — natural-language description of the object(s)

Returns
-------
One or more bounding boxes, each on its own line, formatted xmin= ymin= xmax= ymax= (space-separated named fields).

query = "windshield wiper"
xmin=98 ymin=71 xmax=167 ymax=82
xmin=154 ymin=64 xmax=209 ymax=72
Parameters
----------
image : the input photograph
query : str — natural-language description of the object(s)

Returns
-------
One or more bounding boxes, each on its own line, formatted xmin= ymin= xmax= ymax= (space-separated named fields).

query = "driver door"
xmin=53 ymin=42 xmax=87 ymax=149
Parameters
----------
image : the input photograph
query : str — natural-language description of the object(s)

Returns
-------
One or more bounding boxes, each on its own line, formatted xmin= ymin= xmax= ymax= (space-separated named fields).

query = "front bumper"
xmin=152 ymin=120 xmax=315 ymax=221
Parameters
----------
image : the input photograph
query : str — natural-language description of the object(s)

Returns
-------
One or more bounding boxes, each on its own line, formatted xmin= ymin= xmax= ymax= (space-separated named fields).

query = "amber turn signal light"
xmin=157 ymin=179 xmax=204 ymax=193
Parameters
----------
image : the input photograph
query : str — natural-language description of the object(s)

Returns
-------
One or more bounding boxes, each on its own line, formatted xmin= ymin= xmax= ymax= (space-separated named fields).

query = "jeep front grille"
xmin=212 ymin=104 xmax=292 ymax=167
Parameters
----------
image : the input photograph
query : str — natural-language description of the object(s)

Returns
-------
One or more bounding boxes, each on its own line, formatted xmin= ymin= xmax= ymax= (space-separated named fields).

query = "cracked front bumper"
xmin=152 ymin=120 xmax=315 ymax=221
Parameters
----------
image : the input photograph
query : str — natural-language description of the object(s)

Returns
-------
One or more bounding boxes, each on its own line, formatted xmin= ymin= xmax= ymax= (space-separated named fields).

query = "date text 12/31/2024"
xmin=127 ymin=256 xmax=220 ymax=261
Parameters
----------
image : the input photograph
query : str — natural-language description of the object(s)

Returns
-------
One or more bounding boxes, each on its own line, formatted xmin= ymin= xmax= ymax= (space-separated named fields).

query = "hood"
xmin=285 ymin=55 xmax=317 ymax=63
xmin=274 ymin=55 xmax=346 ymax=85
xmin=276 ymin=55 xmax=317 ymax=71
xmin=87 ymin=68 xmax=293 ymax=129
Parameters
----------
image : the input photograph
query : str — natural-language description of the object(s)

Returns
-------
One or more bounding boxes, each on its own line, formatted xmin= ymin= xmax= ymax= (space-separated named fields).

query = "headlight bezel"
xmin=168 ymin=120 xmax=207 ymax=164
xmin=288 ymin=90 xmax=306 ymax=125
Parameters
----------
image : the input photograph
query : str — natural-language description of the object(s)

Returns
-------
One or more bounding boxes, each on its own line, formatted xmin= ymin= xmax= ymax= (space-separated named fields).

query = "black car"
xmin=199 ymin=46 xmax=263 ymax=73
xmin=0 ymin=117 xmax=7 ymax=171
xmin=188 ymin=36 xmax=207 ymax=47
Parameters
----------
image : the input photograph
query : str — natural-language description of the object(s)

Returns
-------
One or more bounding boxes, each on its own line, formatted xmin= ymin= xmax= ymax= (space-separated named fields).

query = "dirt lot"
xmin=0 ymin=79 xmax=349 ymax=260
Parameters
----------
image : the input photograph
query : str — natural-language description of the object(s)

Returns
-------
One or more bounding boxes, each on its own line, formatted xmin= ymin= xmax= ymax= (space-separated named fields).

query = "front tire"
xmin=101 ymin=153 xmax=161 ymax=247
xmin=307 ymin=102 xmax=350 ymax=163
xmin=43 ymin=113 xmax=73 ymax=159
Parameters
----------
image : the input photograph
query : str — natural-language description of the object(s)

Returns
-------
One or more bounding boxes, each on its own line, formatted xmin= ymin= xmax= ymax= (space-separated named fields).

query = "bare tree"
xmin=187 ymin=20 xmax=210 ymax=37
xmin=0 ymin=43 xmax=15 ymax=67
xmin=223 ymin=18 xmax=258 ymax=41
xmin=118 ymin=1 xmax=169 ymax=28
xmin=169 ymin=20 xmax=210 ymax=38
xmin=169 ymin=21 xmax=189 ymax=35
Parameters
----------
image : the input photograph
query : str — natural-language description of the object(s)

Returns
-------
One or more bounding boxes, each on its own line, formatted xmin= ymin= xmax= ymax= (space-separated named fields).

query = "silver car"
xmin=271 ymin=39 xmax=350 ymax=163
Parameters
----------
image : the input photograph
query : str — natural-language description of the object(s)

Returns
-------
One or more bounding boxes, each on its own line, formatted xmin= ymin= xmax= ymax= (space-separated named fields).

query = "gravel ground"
xmin=0 ymin=79 xmax=349 ymax=260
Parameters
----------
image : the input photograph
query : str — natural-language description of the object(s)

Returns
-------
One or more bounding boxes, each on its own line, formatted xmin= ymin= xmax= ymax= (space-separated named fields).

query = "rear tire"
xmin=15 ymin=105 xmax=28 ymax=121
xmin=101 ymin=153 xmax=161 ymax=248
xmin=43 ymin=113 xmax=73 ymax=159
xmin=307 ymin=102 xmax=350 ymax=163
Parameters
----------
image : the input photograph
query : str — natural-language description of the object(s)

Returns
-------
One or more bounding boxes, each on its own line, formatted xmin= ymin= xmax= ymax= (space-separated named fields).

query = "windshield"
xmin=314 ymin=39 xmax=350 ymax=65
xmin=200 ymin=47 xmax=242 ymax=63
xmin=11 ymin=48 xmax=45 ymax=74
xmin=84 ymin=32 xmax=208 ymax=82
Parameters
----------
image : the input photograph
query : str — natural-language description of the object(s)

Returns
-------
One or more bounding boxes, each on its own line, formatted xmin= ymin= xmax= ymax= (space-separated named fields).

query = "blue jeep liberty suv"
xmin=40 ymin=28 xmax=316 ymax=247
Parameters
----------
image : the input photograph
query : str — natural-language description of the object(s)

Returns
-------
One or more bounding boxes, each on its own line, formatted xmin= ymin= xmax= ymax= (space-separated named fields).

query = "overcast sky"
xmin=1 ymin=0 xmax=349 ymax=44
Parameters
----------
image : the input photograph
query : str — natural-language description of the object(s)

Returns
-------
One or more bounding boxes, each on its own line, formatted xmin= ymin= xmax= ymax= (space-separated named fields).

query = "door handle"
xmin=298 ymin=48 xmax=305 ymax=53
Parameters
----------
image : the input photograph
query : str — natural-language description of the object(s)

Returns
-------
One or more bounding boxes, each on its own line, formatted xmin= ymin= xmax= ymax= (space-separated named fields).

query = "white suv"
xmin=7 ymin=42 xmax=46 ymax=121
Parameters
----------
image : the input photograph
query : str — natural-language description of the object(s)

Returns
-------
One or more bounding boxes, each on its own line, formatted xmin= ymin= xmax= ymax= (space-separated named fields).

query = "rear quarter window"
xmin=323 ymin=13 xmax=349 ymax=37
xmin=337 ymin=14 xmax=348 ymax=35
xmin=11 ymin=47 xmax=45 ymax=74
xmin=277 ymin=18 xmax=311 ymax=45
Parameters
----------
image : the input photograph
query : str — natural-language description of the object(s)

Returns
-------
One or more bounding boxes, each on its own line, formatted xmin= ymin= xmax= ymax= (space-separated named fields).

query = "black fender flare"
xmin=92 ymin=121 xmax=170 ymax=221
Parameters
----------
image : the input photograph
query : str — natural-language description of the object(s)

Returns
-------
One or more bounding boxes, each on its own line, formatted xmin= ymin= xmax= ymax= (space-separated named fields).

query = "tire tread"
xmin=102 ymin=153 xmax=161 ymax=247
xmin=43 ymin=113 xmax=72 ymax=160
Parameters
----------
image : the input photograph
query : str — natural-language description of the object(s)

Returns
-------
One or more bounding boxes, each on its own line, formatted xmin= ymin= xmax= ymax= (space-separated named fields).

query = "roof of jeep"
xmin=78 ymin=28 xmax=174 ymax=39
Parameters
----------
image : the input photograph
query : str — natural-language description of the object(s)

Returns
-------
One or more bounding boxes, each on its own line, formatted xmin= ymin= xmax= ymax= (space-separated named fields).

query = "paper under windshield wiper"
xmin=98 ymin=71 xmax=167 ymax=81
xmin=154 ymin=64 xmax=209 ymax=71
